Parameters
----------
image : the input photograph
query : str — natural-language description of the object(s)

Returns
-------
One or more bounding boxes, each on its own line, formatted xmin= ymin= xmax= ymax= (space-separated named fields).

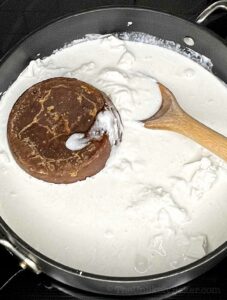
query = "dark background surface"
xmin=0 ymin=0 xmax=227 ymax=299
xmin=1 ymin=0 xmax=227 ymax=59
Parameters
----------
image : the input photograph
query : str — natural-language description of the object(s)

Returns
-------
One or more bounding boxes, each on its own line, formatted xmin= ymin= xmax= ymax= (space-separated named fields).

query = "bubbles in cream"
xmin=134 ymin=254 xmax=150 ymax=273
xmin=1 ymin=34 xmax=227 ymax=277
xmin=183 ymin=68 xmax=195 ymax=78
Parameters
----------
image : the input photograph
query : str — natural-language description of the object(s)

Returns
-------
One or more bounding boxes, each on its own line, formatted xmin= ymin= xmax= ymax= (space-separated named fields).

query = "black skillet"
xmin=0 ymin=2 xmax=227 ymax=296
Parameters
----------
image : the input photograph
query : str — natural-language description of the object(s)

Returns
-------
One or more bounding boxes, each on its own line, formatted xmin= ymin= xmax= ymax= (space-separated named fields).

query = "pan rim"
xmin=1 ymin=216 xmax=227 ymax=283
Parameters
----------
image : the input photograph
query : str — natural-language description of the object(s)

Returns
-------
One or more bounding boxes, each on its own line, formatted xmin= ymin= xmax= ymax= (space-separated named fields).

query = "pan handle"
xmin=0 ymin=239 xmax=41 ymax=290
xmin=196 ymin=0 xmax=227 ymax=24
xmin=0 ymin=239 xmax=41 ymax=274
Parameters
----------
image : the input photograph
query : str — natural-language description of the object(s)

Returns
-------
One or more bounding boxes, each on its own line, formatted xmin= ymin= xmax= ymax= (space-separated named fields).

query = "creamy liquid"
xmin=1 ymin=35 xmax=227 ymax=277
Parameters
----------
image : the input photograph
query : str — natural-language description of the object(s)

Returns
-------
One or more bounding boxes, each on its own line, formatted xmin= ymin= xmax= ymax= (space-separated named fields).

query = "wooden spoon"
xmin=143 ymin=83 xmax=227 ymax=161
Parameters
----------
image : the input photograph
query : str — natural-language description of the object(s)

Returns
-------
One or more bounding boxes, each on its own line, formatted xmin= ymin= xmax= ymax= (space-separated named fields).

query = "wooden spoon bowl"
xmin=144 ymin=83 xmax=227 ymax=161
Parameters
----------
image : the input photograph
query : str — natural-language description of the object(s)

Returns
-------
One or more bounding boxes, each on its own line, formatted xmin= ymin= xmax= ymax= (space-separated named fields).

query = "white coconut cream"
xmin=0 ymin=34 xmax=227 ymax=277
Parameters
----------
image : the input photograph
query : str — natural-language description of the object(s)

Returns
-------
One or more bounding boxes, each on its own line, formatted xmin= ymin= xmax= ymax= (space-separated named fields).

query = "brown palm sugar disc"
xmin=7 ymin=77 xmax=111 ymax=183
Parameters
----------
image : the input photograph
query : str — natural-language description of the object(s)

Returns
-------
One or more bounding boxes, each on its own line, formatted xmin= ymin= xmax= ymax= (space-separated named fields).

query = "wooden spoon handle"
xmin=175 ymin=113 xmax=227 ymax=160
xmin=145 ymin=108 xmax=227 ymax=161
